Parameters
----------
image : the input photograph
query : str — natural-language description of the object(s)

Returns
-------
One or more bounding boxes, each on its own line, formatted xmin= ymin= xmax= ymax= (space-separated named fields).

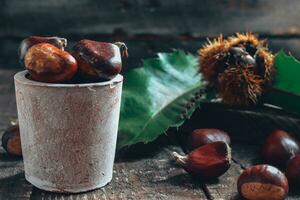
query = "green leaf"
xmin=117 ymin=50 xmax=206 ymax=149
xmin=263 ymin=51 xmax=300 ymax=114
xmin=272 ymin=51 xmax=300 ymax=93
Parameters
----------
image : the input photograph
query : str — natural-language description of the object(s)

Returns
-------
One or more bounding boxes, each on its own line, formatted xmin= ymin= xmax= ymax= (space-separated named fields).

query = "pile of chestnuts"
xmin=236 ymin=129 xmax=300 ymax=200
xmin=172 ymin=128 xmax=300 ymax=200
xmin=262 ymin=130 xmax=300 ymax=187
xmin=19 ymin=36 xmax=128 ymax=83
xmin=1 ymin=36 xmax=128 ymax=156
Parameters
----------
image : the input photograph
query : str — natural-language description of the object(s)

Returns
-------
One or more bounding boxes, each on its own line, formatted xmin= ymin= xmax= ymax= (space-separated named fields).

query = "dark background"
xmin=1 ymin=0 xmax=300 ymax=71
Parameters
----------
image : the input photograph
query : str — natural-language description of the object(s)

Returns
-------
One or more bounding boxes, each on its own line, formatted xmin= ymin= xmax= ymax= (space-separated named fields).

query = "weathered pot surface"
xmin=14 ymin=70 xmax=123 ymax=193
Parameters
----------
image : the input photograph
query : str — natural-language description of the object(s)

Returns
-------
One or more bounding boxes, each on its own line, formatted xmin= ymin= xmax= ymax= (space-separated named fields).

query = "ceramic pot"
xmin=14 ymin=70 xmax=123 ymax=193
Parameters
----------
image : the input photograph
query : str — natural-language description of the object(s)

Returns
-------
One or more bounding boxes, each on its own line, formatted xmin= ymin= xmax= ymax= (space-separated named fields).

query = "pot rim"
xmin=14 ymin=70 xmax=123 ymax=88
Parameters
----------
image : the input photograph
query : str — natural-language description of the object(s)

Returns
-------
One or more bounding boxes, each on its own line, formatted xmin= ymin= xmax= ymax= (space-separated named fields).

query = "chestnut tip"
xmin=172 ymin=152 xmax=188 ymax=166
xmin=114 ymin=42 xmax=129 ymax=58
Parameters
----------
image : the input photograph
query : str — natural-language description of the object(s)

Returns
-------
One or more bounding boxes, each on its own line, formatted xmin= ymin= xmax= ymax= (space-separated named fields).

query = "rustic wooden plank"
xmin=0 ymin=170 xmax=32 ymax=200
xmin=1 ymin=0 xmax=300 ymax=37
xmin=29 ymin=145 xmax=207 ymax=200
xmin=0 ymin=69 xmax=31 ymax=200
xmin=0 ymin=67 xmax=208 ymax=199
xmin=0 ymin=70 xmax=207 ymax=199
xmin=0 ymin=135 xmax=209 ymax=199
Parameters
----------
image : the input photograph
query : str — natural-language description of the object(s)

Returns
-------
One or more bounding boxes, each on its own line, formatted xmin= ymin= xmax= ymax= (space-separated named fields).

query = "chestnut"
xmin=237 ymin=165 xmax=288 ymax=200
xmin=262 ymin=130 xmax=300 ymax=167
xmin=19 ymin=36 xmax=67 ymax=63
xmin=24 ymin=43 xmax=78 ymax=83
xmin=2 ymin=125 xmax=22 ymax=156
xmin=173 ymin=141 xmax=231 ymax=180
xmin=187 ymin=128 xmax=230 ymax=151
xmin=286 ymin=155 xmax=300 ymax=185
xmin=72 ymin=40 xmax=125 ymax=80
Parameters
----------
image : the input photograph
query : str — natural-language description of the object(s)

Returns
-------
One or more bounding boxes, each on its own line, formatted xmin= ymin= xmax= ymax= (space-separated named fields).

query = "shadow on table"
xmin=115 ymin=134 xmax=175 ymax=162
xmin=31 ymin=187 xmax=83 ymax=199
xmin=0 ymin=172 xmax=32 ymax=199
xmin=0 ymin=152 xmax=22 ymax=162
xmin=288 ymin=187 xmax=300 ymax=198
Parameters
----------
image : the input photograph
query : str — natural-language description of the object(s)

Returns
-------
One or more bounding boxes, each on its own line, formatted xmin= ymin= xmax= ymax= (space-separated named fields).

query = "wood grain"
xmin=1 ymin=0 xmax=300 ymax=37
xmin=2 ymin=0 xmax=300 ymax=70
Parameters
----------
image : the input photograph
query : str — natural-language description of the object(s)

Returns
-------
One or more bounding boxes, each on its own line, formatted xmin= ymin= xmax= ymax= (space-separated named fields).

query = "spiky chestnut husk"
xmin=228 ymin=32 xmax=265 ymax=56
xmin=229 ymin=33 xmax=275 ymax=87
xmin=199 ymin=33 xmax=274 ymax=106
xmin=218 ymin=66 xmax=263 ymax=105
xmin=198 ymin=35 xmax=231 ymax=86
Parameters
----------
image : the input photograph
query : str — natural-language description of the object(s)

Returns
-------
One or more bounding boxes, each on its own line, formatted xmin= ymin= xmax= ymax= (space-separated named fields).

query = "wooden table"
xmin=2 ymin=0 xmax=300 ymax=199
xmin=1 ymin=70 xmax=300 ymax=200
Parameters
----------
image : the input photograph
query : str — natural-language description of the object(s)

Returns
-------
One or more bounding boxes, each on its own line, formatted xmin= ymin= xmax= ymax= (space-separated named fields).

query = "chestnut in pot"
xmin=262 ymin=130 xmax=300 ymax=167
xmin=72 ymin=40 xmax=126 ymax=81
xmin=19 ymin=36 xmax=67 ymax=63
xmin=24 ymin=43 xmax=78 ymax=83
xmin=237 ymin=165 xmax=288 ymax=200
xmin=187 ymin=128 xmax=230 ymax=151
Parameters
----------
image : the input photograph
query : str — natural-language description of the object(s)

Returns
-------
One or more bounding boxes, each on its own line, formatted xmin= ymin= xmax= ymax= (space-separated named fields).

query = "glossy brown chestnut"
xmin=24 ymin=43 xmax=78 ymax=83
xmin=262 ymin=130 xmax=300 ymax=167
xmin=19 ymin=36 xmax=67 ymax=63
xmin=2 ymin=125 xmax=22 ymax=156
xmin=188 ymin=128 xmax=230 ymax=150
xmin=237 ymin=165 xmax=288 ymax=200
xmin=173 ymin=141 xmax=231 ymax=180
xmin=72 ymin=40 xmax=122 ymax=80
xmin=286 ymin=155 xmax=300 ymax=185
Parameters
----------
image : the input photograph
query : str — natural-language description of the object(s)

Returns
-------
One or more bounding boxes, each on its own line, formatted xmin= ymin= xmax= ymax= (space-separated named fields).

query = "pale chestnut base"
xmin=241 ymin=182 xmax=285 ymax=200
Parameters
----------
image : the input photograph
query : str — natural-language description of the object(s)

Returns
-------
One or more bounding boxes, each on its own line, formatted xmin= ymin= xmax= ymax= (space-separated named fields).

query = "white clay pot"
xmin=14 ymin=70 xmax=123 ymax=193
